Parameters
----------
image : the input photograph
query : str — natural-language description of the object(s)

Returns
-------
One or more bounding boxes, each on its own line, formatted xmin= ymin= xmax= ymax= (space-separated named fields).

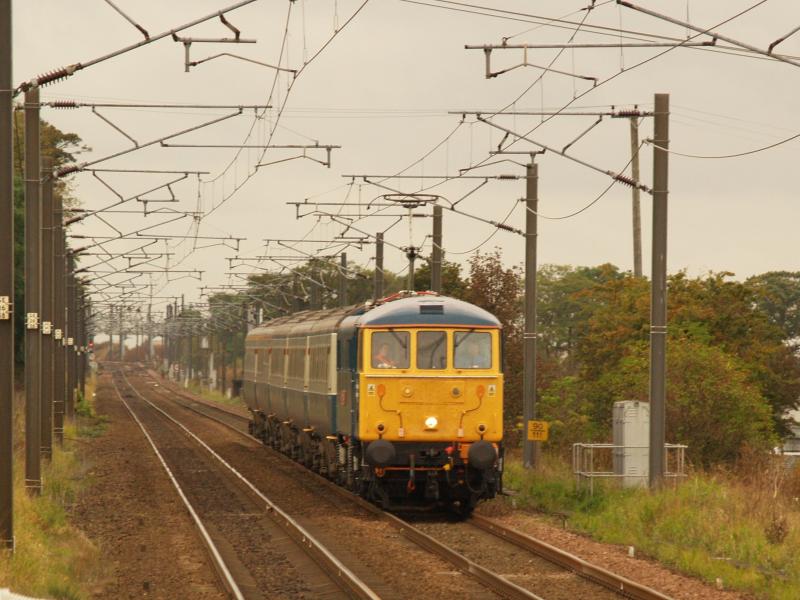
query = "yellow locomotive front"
xmin=354 ymin=300 xmax=504 ymax=514
xmin=359 ymin=327 xmax=503 ymax=443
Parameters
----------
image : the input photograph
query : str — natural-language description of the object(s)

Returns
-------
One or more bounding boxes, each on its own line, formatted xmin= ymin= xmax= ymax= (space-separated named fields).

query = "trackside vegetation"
xmin=0 ymin=383 xmax=103 ymax=599
xmin=504 ymin=453 xmax=800 ymax=600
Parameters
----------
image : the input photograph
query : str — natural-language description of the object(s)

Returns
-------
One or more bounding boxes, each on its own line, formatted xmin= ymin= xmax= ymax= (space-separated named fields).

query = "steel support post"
xmin=374 ymin=232 xmax=384 ymax=300
xmin=292 ymin=273 xmax=300 ymax=313
xmin=0 ymin=0 xmax=14 ymax=551
xmin=649 ymin=93 xmax=670 ymax=488
xmin=339 ymin=253 xmax=347 ymax=307
xmin=24 ymin=86 xmax=42 ymax=495
xmin=118 ymin=305 xmax=123 ymax=361
xmin=630 ymin=117 xmax=643 ymax=277
xmin=188 ymin=328 xmax=193 ymax=383
xmin=40 ymin=158 xmax=54 ymax=460
xmin=220 ymin=334 xmax=227 ymax=395
xmin=107 ymin=306 xmax=113 ymax=360
xmin=431 ymin=205 xmax=443 ymax=293
xmin=66 ymin=254 xmax=76 ymax=420
xmin=406 ymin=248 xmax=417 ymax=291
xmin=164 ymin=305 xmax=170 ymax=373
xmin=239 ymin=303 xmax=247 ymax=383
xmin=523 ymin=161 xmax=539 ymax=469
xmin=310 ymin=263 xmax=321 ymax=310
xmin=78 ymin=293 xmax=86 ymax=399
xmin=53 ymin=196 xmax=65 ymax=445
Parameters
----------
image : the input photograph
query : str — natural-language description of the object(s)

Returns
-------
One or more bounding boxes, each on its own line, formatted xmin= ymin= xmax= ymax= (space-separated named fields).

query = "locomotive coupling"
xmin=468 ymin=440 xmax=497 ymax=470
xmin=366 ymin=439 xmax=396 ymax=467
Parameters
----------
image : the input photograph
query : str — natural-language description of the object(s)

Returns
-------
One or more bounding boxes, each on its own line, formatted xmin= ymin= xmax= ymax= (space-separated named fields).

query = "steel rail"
xmin=129 ymin=370 xmax=541 ymax=600
xmin=142 ymin=368 xmax=675 ymax=600
xmin=109 ymin=374 xmax=245 ymax=600
xmin=115 ymin=368 xmax=381 ymax=600
xmin=469 ymin=515 xmax=672 ymax=600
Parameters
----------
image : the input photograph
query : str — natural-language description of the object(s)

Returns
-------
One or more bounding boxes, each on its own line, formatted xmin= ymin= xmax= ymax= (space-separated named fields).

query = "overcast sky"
xmin=11 ymin=0 xmax=800 ymax=320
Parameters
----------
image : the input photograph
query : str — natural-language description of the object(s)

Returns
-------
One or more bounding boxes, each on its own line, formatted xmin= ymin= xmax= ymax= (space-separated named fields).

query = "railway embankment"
xmin=499 ymin=455 xmax=799 ymax=599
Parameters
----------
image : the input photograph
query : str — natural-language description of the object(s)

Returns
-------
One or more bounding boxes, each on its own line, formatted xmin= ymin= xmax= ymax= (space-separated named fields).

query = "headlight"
xmin=424 ymin=416 xmax=438 ymax=430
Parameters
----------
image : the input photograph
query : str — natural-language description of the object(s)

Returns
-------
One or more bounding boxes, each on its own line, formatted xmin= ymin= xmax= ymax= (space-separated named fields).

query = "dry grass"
xmin=187 ymin=380 xmax=247 ymax=409
xmin=0 ymin=378 xmax=103 ymax=599
xmin=505 ymin=451 xmax=800 ymax=599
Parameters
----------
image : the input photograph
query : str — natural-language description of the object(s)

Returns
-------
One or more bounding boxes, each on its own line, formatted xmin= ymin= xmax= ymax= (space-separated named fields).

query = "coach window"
xmin=417 ymin=331 xmax=447 ymax=369
xmin=454 ymin=331 xmax=492 ymax=369
xmin=371 ymin=331 xmax=409 ymax=369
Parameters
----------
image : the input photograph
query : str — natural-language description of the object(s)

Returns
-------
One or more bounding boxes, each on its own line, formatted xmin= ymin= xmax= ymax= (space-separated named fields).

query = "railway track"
xmin=120 ymin=363 xmax=673 ymax=600
xmin=109 ymin=367 xmax=379 ymax=600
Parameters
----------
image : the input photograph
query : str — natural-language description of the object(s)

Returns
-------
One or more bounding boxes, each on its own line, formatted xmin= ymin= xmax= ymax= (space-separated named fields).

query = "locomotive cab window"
xmin=454 ymin=331 xmax=492 ymax=369
xmin=417 ymin=331 xmax=447 ymax=369
xmin=371 ymin=331 xmax=409 ymax=369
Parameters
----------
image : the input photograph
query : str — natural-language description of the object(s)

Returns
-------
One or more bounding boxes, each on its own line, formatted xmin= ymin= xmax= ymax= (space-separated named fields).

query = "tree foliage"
xmin=534 ymin=268 xmax=800 ymax=463
xmin=414 ymin=259 xmax=467 ymax=297
xmin=747 ymin=271 xmax=800 ymax=343
xmin=589 ymin=338 xmax=777 ymax=466
xmin=12 ymin=114 xmax=86 ymax=368
xmin=462 ymin=249 xmax=524 ymax=425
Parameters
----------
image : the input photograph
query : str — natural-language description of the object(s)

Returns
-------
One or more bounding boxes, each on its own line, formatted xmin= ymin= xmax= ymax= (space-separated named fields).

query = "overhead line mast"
xmin=0 ymin=0 xmax=13 ymax=552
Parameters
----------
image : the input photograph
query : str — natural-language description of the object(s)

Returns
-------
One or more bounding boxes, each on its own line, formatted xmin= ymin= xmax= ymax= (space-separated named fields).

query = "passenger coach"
xmin=243 ymin=292 xmax=503 ymax=514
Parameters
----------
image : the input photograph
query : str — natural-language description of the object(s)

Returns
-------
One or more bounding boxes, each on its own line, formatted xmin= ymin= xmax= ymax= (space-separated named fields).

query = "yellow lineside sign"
xmin=527 ymin=420 xmax=549 ymax=441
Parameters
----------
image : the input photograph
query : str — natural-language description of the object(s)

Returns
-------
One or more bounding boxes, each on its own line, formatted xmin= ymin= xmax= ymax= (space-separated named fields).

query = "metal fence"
xmin=572 ymin=443 xmax=688 ymax=494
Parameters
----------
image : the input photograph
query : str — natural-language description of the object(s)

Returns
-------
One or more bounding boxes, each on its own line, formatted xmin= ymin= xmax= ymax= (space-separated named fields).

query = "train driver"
xmin=373 ymin=342 xmax=398 ymax=368
xmin=464 ymin=338 xmax=491 ymax=369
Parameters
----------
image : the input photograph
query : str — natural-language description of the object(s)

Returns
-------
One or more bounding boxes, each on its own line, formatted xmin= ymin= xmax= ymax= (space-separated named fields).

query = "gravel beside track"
xmin=112 ymin=367 xmax=350 ymax=599
xmin=476 ymin=504 xmax=747 ymax=600
xmin=412 ymin=518 xmax=621 ymax=600
xmin=72 ymin=372 xmax=227 ymax=599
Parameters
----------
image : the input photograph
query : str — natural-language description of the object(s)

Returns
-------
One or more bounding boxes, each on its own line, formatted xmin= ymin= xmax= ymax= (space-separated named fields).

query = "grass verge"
xmin=504 ymin=454 xmax=800 ymax=600
xmin=187 ymin=380 xmax=246 ymax=409
xmin=0 ymin=378 xmax=104 ymax=599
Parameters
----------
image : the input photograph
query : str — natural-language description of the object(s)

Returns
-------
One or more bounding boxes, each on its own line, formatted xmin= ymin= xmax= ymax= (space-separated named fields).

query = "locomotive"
xmin=242 ymin=292 xmax=503 ymax=515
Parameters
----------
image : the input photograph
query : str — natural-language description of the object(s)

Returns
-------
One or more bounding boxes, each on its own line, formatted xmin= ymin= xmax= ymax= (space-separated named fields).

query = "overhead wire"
xmin=332 ymin=0 xmax=774 ymax=261
xmin=644 ymin=131 xmax=800 ymax=159
xmin=202 ymin=0 xmax=371 ymax=218
xmin=398 ymin=0 xmax=799 ymax=63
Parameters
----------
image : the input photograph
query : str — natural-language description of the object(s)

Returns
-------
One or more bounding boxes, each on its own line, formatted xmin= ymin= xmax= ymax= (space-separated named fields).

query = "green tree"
xmin=589 ymin=338 xmax=777 ymax=466
xmin=537 ymin=263 xmax=624 ymax=364
xmin=414 ymin=258 xmax=467 ymax=297
xmin=746 ymin=271 xmax=800 ymax=343
xmin=462 ymin=249 xmax=524 ymax=429
xmin=546 ymin=269 xmax=800 ymax=451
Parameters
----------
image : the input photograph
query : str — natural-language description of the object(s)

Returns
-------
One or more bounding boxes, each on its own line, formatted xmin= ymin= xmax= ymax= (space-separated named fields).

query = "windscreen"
xmin=371 ymin=331 xmax=410 ymax=369
xmin=454 ymin=331 xmax=492 ymax=369
xmin=417 ymin=331 xmax=447 ymax=369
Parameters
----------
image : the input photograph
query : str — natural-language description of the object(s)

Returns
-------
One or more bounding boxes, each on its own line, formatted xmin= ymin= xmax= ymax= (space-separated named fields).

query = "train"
xmin=242 ymin=291 xmax=504 ymax=515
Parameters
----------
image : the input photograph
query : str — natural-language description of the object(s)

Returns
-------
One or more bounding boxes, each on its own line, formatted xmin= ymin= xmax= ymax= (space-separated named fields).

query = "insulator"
xmin=51 ymin=100 xmax=78 ymax=109
xmin=56 ymin=164 xmax=80 ymax=178
xmin=613 ymin=173 xmax=637 ymax=188
xmin=615 ymin=109 xmax=643 ymax=117
xmin=35 ymin=64 xmax=78 ymax=87
xmin=494 ymin=222 xmax=519 ymax=234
